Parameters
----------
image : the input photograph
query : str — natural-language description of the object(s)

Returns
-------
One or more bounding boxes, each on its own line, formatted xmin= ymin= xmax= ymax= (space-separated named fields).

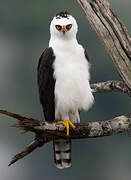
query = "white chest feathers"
xmin=52 ymin=42 xmax=94 ymax=119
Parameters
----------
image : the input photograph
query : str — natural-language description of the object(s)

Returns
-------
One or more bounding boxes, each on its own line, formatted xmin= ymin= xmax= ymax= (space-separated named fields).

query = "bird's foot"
xmin=57 ymin=120 xmax=75 ymax=136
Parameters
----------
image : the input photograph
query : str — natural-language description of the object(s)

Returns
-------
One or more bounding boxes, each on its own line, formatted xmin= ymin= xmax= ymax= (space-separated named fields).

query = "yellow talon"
xmin=57 ymin=120 xmax=75 ymax=136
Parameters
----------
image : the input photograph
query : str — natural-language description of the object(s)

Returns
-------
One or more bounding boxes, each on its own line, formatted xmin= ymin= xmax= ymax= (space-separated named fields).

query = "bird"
xmin=37 ymin=11 xmax=94 ymax=169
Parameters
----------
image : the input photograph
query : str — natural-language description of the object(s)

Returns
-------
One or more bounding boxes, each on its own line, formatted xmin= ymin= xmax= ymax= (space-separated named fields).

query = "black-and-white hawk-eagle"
xmin=37 ymin=12 xmax=94 ymax=169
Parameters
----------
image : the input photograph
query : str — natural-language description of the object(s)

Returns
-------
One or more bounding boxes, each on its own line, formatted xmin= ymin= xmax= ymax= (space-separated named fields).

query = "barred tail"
xmin=53 ymin=138 xmax=71 ymax=169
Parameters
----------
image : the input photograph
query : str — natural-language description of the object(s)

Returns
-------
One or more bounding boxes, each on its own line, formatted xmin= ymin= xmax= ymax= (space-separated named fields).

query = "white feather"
xmin=49 ymin=15 xmax=94 ymax=122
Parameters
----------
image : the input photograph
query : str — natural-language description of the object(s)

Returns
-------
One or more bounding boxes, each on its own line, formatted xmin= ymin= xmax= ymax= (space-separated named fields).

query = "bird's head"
xmin=50 ymin=12 xmax=78 ymax=40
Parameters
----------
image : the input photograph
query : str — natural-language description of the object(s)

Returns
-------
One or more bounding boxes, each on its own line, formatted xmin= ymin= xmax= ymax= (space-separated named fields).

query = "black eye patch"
xmin=66 ymin=24 xmax=72 ymax=30
xmin=55 ymin=25 xmax=62 ymax=31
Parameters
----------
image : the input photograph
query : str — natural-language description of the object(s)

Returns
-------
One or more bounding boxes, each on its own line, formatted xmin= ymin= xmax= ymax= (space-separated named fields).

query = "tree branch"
xmin=77 ymin=0 xmax=131 ymax=89
xmin=91 ymin=80 xmax=131 ymax=96
xmin=1 ymin=109 xmax=131 ymax=139
xmin=1 ymin=108 xmax=131 ymax=166
xmin=8 ymin=139 xmax=45 ymax=166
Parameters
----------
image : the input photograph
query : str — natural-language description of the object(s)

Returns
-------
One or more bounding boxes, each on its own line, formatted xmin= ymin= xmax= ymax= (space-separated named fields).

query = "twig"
xmin=0 ymin=109 xmax=40 ymax=132
xmin=8 ymin=139 xmax=45 ymax=166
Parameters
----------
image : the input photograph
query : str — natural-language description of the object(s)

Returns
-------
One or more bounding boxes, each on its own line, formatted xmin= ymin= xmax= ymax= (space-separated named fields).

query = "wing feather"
xmin=37 ymin=47 xmax=56 ymax=122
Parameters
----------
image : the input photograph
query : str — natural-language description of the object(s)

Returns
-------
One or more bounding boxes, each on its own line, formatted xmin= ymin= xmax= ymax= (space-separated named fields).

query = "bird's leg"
xmin=57 ymin=120 xmax=75 ymax=136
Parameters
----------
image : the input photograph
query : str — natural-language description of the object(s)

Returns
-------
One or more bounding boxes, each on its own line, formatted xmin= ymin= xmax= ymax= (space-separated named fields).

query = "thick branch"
xmin=1 ymin=109 xmax=131 ymax=139
xmin=34 ymin=114 xmax=131 ymax=139
xmin=77 ymin=0 xmax=131 ymax=89
xmin=1 ymin=109 xmax=131 ymax=165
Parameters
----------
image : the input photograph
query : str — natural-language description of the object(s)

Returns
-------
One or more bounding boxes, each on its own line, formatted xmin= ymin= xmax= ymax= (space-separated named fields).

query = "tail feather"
xmin=53 ymin=138 xmax=71 ymax=169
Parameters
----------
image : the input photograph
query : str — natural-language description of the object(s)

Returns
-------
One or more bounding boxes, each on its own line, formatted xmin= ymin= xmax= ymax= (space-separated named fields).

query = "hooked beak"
xmin=62 ymin=25 xmax=66 ymax=34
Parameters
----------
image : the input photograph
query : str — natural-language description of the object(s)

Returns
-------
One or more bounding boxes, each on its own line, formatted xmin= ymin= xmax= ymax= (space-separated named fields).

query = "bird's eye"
xmin=66 ymin=24 xmax=72 ymax=30
xmin=55 ymin=25 xmax=62 ymax=31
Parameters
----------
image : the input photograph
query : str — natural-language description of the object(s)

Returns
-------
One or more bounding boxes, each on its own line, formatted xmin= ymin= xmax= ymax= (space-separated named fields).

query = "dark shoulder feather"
xmin=37 ymin=47 xmax=55 ymax=122
xmin=84 ymin=49 xmax=90 ymax=62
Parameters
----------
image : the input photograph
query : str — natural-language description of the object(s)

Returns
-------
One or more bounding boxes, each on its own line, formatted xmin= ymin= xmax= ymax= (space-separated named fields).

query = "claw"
xmin=57 ymin=120 xmax=75 ymax=136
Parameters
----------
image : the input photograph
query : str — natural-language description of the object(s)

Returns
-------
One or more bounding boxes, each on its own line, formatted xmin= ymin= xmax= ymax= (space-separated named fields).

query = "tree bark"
xmin=77 ymin=0 xmax=131 ymax=89
xmin=91 ymin=80 xmax=131 ymax=96
xmin=0 ymin=108 xmax=131 ymax=166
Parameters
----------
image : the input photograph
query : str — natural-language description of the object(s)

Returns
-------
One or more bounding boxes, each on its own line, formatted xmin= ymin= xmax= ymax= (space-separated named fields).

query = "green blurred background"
xmin=0 ymin=0 xmax=131 ymax=180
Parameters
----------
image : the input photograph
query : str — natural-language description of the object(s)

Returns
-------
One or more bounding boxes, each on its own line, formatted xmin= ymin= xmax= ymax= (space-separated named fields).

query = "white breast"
xmin=50 ymin=40 xmax=94 ymax=120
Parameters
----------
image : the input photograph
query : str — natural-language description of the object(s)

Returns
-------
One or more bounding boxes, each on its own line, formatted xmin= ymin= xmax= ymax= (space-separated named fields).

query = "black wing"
xmin=37 ymin=47 xmax=56 ymax=122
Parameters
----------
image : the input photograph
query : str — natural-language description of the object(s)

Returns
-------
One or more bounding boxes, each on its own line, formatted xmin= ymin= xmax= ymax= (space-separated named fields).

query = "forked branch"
xmin=0 ymin=107 xmax=131 ymax=166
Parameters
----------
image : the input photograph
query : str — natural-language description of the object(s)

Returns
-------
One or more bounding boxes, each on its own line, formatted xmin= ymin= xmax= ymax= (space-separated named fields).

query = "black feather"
xmin=55 ymin=11 xmax=69 ymax=19
xmin=37 ymin=47 xmax=56 ymax=122
xmin=84 ymin=49 xmax=90 ymax=62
